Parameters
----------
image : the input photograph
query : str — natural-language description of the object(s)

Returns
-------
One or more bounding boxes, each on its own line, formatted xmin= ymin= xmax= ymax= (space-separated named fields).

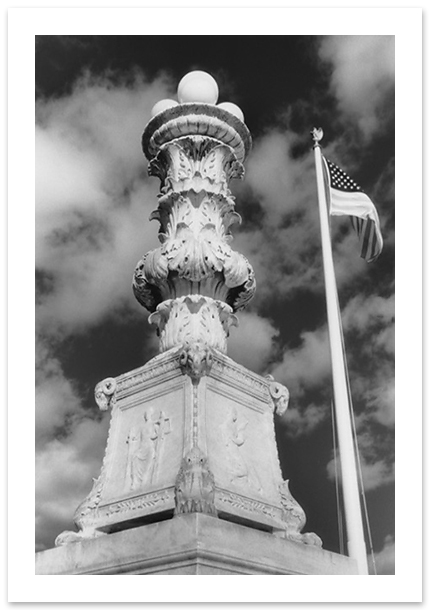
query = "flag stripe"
xmin=361 ymin=219 xmax=372 ymax=260
xmin=323 ymin=156 xmax=383 ymax=263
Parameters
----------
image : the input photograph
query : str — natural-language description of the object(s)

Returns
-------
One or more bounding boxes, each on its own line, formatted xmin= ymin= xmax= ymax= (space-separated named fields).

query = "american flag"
xmin=323 ymin=157 xmax=383 ymax=263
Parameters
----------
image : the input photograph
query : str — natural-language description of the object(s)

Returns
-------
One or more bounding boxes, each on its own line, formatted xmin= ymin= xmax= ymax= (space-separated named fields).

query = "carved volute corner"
xmin=94 ymin=377 xmax=117 ymax=411
xmin=266 ymin=375 xmax=290 ymax=417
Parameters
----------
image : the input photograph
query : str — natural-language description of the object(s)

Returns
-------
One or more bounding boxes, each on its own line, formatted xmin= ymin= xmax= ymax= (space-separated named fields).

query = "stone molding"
xmin=38 ymin=514 xmax=359 ymax=575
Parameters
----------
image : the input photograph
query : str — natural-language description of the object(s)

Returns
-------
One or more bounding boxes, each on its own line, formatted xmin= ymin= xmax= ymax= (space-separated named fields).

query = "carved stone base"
xmin=37 ymin=513 xmax=358 ymax=575
xmin=54 ymin=348 xmax=320 ymax=548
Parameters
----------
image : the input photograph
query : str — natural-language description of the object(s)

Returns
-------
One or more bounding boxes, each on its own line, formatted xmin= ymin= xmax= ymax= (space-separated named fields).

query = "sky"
xmin=35 ymin=34 xmax=395 ymax=574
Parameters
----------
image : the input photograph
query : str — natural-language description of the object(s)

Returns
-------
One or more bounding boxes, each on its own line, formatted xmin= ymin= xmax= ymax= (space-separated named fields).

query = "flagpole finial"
xmin=311 ymin=127 xmax=324 ymax=147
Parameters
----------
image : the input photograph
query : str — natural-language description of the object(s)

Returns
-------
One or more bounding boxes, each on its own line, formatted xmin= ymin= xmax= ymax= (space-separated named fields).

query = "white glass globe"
xmin=217 ymin=102 xmax=244 ymax=122
xmin=150 ymin=99 xmax=179 ymax=118
xmin=177 ymin=71 xmax=219 ymax=104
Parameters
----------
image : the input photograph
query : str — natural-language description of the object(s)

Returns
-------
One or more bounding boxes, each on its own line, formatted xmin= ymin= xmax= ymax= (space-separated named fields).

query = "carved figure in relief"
xmin=125 ymin=409 xmax=171 ymax=491
xmin=174 ymin=446 xmax=217 ymax=515
xmin=223 ymin=408 xmax=262 ymax=494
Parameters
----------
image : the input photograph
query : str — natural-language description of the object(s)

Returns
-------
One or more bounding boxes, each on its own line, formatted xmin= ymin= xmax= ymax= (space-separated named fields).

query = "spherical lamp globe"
xmin=177 ymin=71 xmax=219 ymax=104
xmin=150 ymin=99 xmax=179 ymax=118
xmin=217 ymin=102 xmax=245 ymax=122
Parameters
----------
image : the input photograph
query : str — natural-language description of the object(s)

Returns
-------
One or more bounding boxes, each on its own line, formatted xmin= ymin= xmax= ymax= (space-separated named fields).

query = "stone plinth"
xmin=36 ymin=513 xmax=358 ymax=575
xmin=53 ymin=348 xmax=320 ymax=548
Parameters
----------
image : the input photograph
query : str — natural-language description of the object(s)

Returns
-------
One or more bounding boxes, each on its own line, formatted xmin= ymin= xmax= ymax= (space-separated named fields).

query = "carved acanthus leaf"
xmin=133 ymin=243 xmax=256 ymax=314
xmin=149 ymin=296 xmax=237 ymax=353
xmin=148 ymin=137 xmax=244 ymax=195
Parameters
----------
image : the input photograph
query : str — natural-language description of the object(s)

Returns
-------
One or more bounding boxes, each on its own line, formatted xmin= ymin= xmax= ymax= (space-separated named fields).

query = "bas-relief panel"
xmin=102 ymin=384 xmax=186 ymax=499
xmin=205 ymin=385 xmax=280 ymax=502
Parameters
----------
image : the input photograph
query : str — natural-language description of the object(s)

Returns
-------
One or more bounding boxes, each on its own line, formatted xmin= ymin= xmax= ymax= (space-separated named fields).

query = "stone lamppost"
xmin=36 ymin=72 xmax=358 ymax=575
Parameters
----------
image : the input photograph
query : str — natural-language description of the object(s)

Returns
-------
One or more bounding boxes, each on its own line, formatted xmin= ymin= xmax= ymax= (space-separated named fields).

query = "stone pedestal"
xmin=36 ymin=513 xmax=358 ymax=575
xmin=41 ymin=349 xmax=359 ymax=574
xmin=54 ymin=350 xmax=319 ymax=545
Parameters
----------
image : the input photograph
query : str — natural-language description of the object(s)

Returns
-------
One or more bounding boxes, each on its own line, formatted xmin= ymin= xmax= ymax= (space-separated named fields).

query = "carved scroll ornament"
xmin=94 ymin=377 xmax=117 ymax=411
xmin=266 ymin=376 xmax=290 ymax=416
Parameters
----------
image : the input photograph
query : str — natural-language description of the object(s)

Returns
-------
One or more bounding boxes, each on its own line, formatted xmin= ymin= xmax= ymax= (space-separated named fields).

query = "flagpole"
xmin=311 ymin=128 xmax=369 ymax=575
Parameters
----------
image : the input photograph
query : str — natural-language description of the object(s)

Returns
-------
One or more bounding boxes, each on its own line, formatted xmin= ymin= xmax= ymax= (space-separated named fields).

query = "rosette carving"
xmin=133 ymin=234 xmax=255 ymax=314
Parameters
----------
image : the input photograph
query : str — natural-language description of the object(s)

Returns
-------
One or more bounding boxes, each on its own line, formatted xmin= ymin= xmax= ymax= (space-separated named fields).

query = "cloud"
xmin=326 ymin=450 xmax=394 ymax=493
xmin=35 ymin=338 xmax=111 ymax=550
xmin=282 ymin=403 xmax=328 ymax=437
xmin=370 ymin=535 xmax=395 ymax=575
xmin=36 ymin=421 xmax=108 ymax=551
xmin=326 ymin=413 xmax=394 ymax=492
xmin=269 ymin=326 xmax=331 ymax=397
xmin=268 ymin=288 xmax=394 ymax=456
xmin=242 ymin=131 xmax=310 ymax=220
xmin=318 ymin=36 xmax=395 ymax=138
xmin=227 ymin=311 xmax=279 ymax=374
xmin=36 ymin=71 xmax=176 ymax=335
xmin=342 ymin=293 xmax=394 ymax=340
xmin=342 ymin=293 xmax=395 ymax=427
